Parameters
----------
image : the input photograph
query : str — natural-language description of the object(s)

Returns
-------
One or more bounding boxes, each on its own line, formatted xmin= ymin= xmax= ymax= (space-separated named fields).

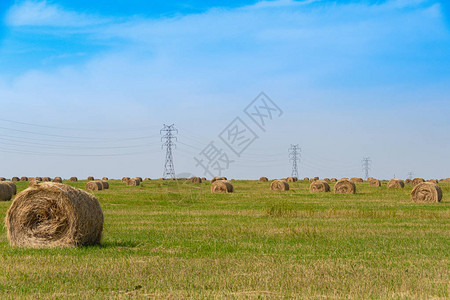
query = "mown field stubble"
xmin=0 ymin=179 xmax=449 ymax=298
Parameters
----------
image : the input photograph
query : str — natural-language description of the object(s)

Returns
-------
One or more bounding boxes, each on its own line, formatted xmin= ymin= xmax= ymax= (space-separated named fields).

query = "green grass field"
xmin=0 ymin=180 xmax=449 ymax=299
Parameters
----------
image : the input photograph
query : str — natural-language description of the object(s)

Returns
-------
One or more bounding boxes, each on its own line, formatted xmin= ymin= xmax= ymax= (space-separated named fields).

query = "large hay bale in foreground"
xmin=309 ymin=180 xmax=330 ymax=193
xmin=100 ymin=181 xmax=109 ymax=190
xmin=270 ymin=180 xmax=289 ymax=191
xmin=5 ymin=182 xmax=103 ymax=248
xmin=334 ymin=179 xmax=356 ymax=194
xmin=411 ymin=182 xmax=442 ymax=203
xmin=86 ymin=181 xmax=103 ymax=191
xmin=350 ymin=177 xmax=363 ymax=183
xmin=211 ymin=181 xmax=233 ymax=193
xmin=259 ymin=177 xmax=269 ymax=182
xmin=190 ymin=177 xmax=202 ymax=183
xmin=0 ymin=183 xmax=13 ymax=201
xmin=52 ymin=177 xmax=63 ymax=183
xmin=387 ymin=179 xmax=405 ymax=189
xmin=69 ymin=177 xmax=78 ymax=182
xmin=127 ymin=178 xmax=140 ymax=186
xmin=4 ymin=181 xmax=17 ymax=195
xmin=20 ymin=177 xmax=28 ymax=182
xmin=412 ymin=178 xmax=425 ymax=187
xmin=286 ymin=177 xmax=298 ymax=182
xmin=369 ymin=178 xmax=381 ymax=187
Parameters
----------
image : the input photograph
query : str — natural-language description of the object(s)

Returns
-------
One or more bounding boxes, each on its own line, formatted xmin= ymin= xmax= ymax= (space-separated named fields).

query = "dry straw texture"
xmin=127 ymin=178 xmax=140 ymax=186
xmin=412 ymin=178 xmax=425 ymax=187
xmin=0 ymin=182 xmax=13 ymax=201
xmin=5 ymin=182 xmax=103 ymax=248
xmin=211 ymin=177 xmax=227 ymax=183
xmin=211 ymin=181 xmax=233 ymax=193
xmin=334 ymin=179 xmax=356 ymax=194
xmin=4 ymin=181 xmax=17 ymax=195
xmin=270 ymin=180 xmax=290 ymax=191
xmin=69 ymin=177 xmax=78 ymax=182
xmin=259 ymin=177 xmax=269 ymax=182
xmin=411 ymin=182 xmax=442 ymax=203
xmin=350 ymin=177 xmax=364 ymax=183
xmin=287 ymin=177 xmax=298 ymax=182
xmin=121 ymin=177 xmax=130 ymax=182
xmin=86 ymin=181 xmax=103 ymax=191
xmin=369 ymin=178 xmax=381 ymax=187
xmin=28 ymin=179 xmax=41 ymax=187
xmin=427 ymin=179 xmax=439 ymax=184
xmin=309 ymin=180 xmax=330 ymax=193
xmin=190 ymin=177 xmax=202 ymax=183
xmin=387 ymin=179 xmax=405 ymax=189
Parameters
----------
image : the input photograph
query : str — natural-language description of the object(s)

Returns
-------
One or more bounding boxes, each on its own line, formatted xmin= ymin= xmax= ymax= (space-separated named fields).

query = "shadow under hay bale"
xmin=270 ymin=180 xmax=289 ymax=191
xmin=86 ymin=181 xmax=103 ymax=191
xmin=334 ymin=179 xmax=356 ymax=194
xmin=309 ymin=180 xmax=330 ymax=193
xmin=411 ymin=182 xmax=442 ymax=203
xmin=5 ymin=182 xmax=103 ymax=248
xmin=387 ymin=179 xmax=405 ymax=189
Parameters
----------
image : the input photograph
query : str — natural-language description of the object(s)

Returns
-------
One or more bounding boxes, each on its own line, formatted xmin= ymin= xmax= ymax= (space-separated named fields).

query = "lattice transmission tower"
xmin=289 ymin=145 xmax=301 ymax=178
xmin=362 ymin=157 xmax=372 ymax=180
xmin=161 ymin=124 xmax=178 ymax=179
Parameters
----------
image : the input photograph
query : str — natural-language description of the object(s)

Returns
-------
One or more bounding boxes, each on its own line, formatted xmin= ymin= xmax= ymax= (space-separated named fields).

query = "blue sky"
xmin=0 ymin=0 xmax=449 ymax=180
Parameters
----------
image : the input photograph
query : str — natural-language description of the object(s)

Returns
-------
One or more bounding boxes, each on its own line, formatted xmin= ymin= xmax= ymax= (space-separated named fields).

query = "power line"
xmin=289 ymin=144 xmax=300 ymax=178
xmin=161 ymin=124 xmax=178 ymax=179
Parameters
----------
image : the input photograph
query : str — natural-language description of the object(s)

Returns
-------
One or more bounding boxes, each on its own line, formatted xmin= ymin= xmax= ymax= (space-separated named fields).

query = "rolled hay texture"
xmin=211 ymin=180 xmax=233 ymax=193
xmin=121 ymin=177 xmax=130 ymax=183
xmin=287 ymin=177 xmax=298 ymax=182
xmin=369 ymin=179 xmax=381 ymax=187
xmin=87 ymin=176 xmax=95 ymax=181
xmin=12 ymin=177 xmax=19 ymax=182
xmin=412 ymin=178 xmax=425 ymax=187
xmin=411 ymin=182 xmax=442 ymax=203
xmin=86 ymin=181 xmax=103 ymax=191
xmin=387 ymin=179 xmax=405 ymax=189
xmin=309 ymin=180 xmax=330 ymax=193
xmin=334 ymin=179 xmax=356 ymax=194
xmin=211 ymin=176 xmax=227 ymax=183
xmin=52 ymin=177 xmax=63 ymax=183
xmin=100 ymin=181 xmax=109 ymax=190
xmin=69 ymin=177 xmax=78 ymax=182
xmin=330 ymin=178 xmax=337 ymax=182
xmin=5 ymin=182 xmax=103 ymax=248
xmin=20 ymin=177 xmax=28 ymax=182
xmin=190 ymin=177 xmax=202 ymax=183
xmin=259 ymin=177 xmax=269 ymax=182
xmin=427 ymin=179 xmax=439 ymax=184
xmin=270 ymin=180 xmax=290 ymax=191
xmin=42 ymin=177 xmax=51 ymax=182
xmin=29 ymin=179 xmax=41 ymax=187
xmin=350 ymin=177 xmax=364 ymax=183
xmin=4 ymin=181 xmax=17 ymax=195
xmin=127 ymin=178 xmax=140 ymax=186
xmin=0 ymin=182 xmax=13 ymax=201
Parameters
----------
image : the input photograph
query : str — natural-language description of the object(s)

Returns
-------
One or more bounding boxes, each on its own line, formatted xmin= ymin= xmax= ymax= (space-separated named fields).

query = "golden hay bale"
xmin=127 ymin=178 xmax=140 ymax=186
xmin=330 ymin=178 xmax=337 ymax=182
xmin=405 ymin=179 xmax=412 ymax=184
xmin=28 ymin=179 xmax=41 ymax=187
xmin=369 ymin=179 xmax=381 ymax=187
xmin=12 ymin=177 xmax=19 ymax=182
xmin=87 ymin=176 xmax=95 ymax=181
xmin=211 ymin=180 xmax=233 ymax=193
xmin=201 ymin=177 xmax=207 ymax=181
xmin=135 ymin=177 xmax=143 ymax=182
xmin=100 ymin=181 xmax=109 ymax=189
xmin=427 ymin=179 xmax=439 ymax=184
xmin=309 ymin=180 xmax=330 ymax=193
xmin=211 ymin=176 xmax=227 ymax=183
xmin=4 ymin=181 xmax=17 ymax=195
xmin=313 ymin=177 xmax=319 ymax=181
xmin=35 ymin=177 xmax=42 ymax=181
xmin=69 ymin=177 xmax=78 ymax=182
xmin=0 ymin=183 xmax=13 ymax=201
xmin=52 ymin=177 xmax=63 ymax=183
xmin=158 ymin=178 xmax=165 ymax=181
xmin=42 ymin=177 xmax=51 ymax=182
xmin=334 ymin=179 xmax=356 ymax=194
xmin=5 ymin=182 xmax=103 ymax=248
xmin=0 ymin=177 xmax=5 ymax=181
xmin=144 ymin=178 xmax=151 ymax=181
xmin=387 ymin=179 xmax=405 ymax=189
xmin=190 ymin=177 xmax=202 ymax=183
xmin=412 ymin=178 xmax=425 ymax=187
xmin=121 ymin=177 xmax=130 ymax=182
xmin=323 ymin=178 xmax=330 ymax=182
xmin=411 ymin=182 xmax=442 ymax=203
xmin=341 ymin=177 xmax=349 ymax=180
xmin=350 ymin=177 xmax=364 ymax=183
xmin=270 ymin=180 xmax=290 ymax=191
xmin=20 ymin=177 xmax=28 ymax=182
xmin=86 ymin=181 xmax=103 ymax=191
xmin=102 ymin=177 xmax=108 ymax=181
xmin=286 ymin=177 xmax=298 ymax=182
xmin=259 ymin=177 xmax=269 ymax=182
xmin=303 ymin=177 xmax=309 ymax=181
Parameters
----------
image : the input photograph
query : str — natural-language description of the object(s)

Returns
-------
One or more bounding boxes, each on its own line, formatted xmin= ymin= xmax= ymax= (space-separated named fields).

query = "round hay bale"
xmin=144 ymin=178 xmax=151 ymax=181
xmin=211 ymin=176 xmax=227 ymax=183
xmin=100 ymin=181 xmax=109 ymax=189
xmin=5 ymin=182 xmax=103 ymax=248
xmin=86 ymin=181 xmax=103 ymax=191
xmin=42 ymin=177 xmax=51 ymax=182
xmin=405 ymin=179 xmax=412 ymax=184
xmin=303 ymin=177 xmax=309 ymax=181
xmin=121 ymin=177 xmax=130 ymax=182
xmin=259 ymin=177 xmax=269 ymax=182
xmin=427 ymin=179 xmax=439 ymax=184
xmin=341 ymin=177 xmax=349 ymax=180
xmin=127 ymin=178 xmax=140 ymax=186
xmin=0 ymin=177 xmax=6 ymax=181
xmin=20 ymin=177 xmax=28 ymax=182
xmin=135 ymin=177 xmax=143 ymax=182
xmin=334 ymin=179 xmax=356 ymax=194
xmin=286 ymin=177 xmax=298 ymax=182
xmin=411 ymin=182 xmax=442 ymax=203
xmin=330 ymin=178 xmax=337 ymax=182
xmin=69 ymin=177 xmax=78 ymax=182
xmin=28 ymin=179 xmax=41 ymax=187
xmin=12 ymin=177 xmax=19 ymax=182
xmin=201 ymin=177 xmax=207 ymax=181
xmin=190 ymin=176 xmax=202 ymax=183
xmin=133 ymin=177 xmax=142 ymax=184
xmin=387 ymin=179 xmax=405 ymax=189
xmin=102 ymin=177 xmax=108 ymax=181
xmin=35 ymin=177 xmax=42 ymax=181
xmin=412 ymin=178 xmax=425 ymax=187
xmin=4 ymin=181 xmax=17 ymax=195
xmin=350 ymin=177 xmax=363 ymax=183
xmin=52 ymin=177 xmax=63 ymax=183
xmin=0 ymin=182 xmax=13 ymax=201
xmin=211 ymin=180 xmax=233 ymax=193
xmin=323 ymin=178 xmax=330 ymax=182
xmin=309 ymin=180 xmax=330 ymax=193
xmin=87 ymin=176 xmax=95 ymax=181
xmin=270 ymin=180 xmax=290 ymax=191
xmin=369 ymin=178 xmax=381 ymax=187
xmin=313 ymin=177 xmax=319 ymax=181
